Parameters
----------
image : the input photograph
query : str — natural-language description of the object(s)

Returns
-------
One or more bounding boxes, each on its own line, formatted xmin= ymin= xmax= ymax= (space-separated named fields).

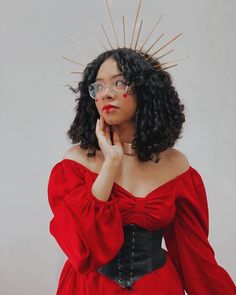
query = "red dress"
xmin=47 ymin=158 xmax=236 ymax=295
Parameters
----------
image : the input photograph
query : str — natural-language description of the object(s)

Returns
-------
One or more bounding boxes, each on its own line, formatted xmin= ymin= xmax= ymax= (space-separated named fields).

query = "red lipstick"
xmin=103 ymin=104 xmax=119 ymax=114
xmin=103 ymin=104 xmax=119 ymax=110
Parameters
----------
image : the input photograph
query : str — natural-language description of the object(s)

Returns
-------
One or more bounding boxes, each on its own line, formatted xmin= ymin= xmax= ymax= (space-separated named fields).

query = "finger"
xmin=99 ymin=117 xmax=102 ymax=130
xmin=97 ymin=119 xmax=101 ymax=131
xmin=104 ymin=125 xmax=112 ymax=144
xmin=102 ymin=117 xmax=110 ymax=134
xmin=96 ymin=119 xmax=99 ymax=133
xmin=96 ymin=118 xmax=104 ymax=136
xmin=100 ymin=116 xmax=105 ymax=130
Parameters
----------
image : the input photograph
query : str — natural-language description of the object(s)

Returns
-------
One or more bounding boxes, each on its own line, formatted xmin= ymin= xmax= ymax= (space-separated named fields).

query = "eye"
xmin=96 ymin=83 xmax=104 ymax=91
xmin=115 ymin=80 xmax=126 ymax=88
xmin=115 ymin=80 xmax=126 ymax=86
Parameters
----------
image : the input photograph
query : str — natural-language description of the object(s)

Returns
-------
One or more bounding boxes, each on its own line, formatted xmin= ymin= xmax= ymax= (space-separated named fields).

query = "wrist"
xmin=103 ymin=157 xmax=122 ymax=169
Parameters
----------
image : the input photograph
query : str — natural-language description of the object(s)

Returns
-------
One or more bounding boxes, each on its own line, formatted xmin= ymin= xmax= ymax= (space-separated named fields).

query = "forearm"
xmin=91 ymin=158 xmax=121 ymax=201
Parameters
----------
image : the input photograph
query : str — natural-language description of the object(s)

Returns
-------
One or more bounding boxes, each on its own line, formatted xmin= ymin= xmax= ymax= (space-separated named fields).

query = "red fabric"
xmin=47 ymin=158 xmax=236 ymax=295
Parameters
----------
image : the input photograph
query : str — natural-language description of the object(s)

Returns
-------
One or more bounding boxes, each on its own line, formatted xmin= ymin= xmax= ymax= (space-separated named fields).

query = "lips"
xmin=103 ymin=105 xmax=119 ymax=110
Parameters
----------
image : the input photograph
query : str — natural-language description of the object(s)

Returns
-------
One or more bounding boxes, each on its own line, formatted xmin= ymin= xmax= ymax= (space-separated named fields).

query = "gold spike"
xmin=81 ymin=16 xmax=108 ymax=51
xmin=130 ymin=0 xmax=142 ymax=49
xmin=143 ymin=33 xmax=164 ymax=55
xmin=62 ymin=56 xmax=86 ymax=67
xmin=89 ymin=34 xmax=107 ymax=52
xmin=68 ymin=35 xmax=95 ymax=55
xmin=134 ymin=20 xmax=143 ymax=50
xmin=71 ymin=71 xmax=84 ymax=74
xmin=147 ymin=33 xmax=183 ymax=60
xmin=139 ymin=14 xmax=163 ymax=52
xmin=153 ymin=56 xmax=189 ymax=68
xmin=154 ymin=62 xmax=173 ymax=69
xmin=156 ymin=64 xmax=178 ymax=71
xmin=100 ymin=23 xmax=113 ymax=49
xmin=151 ymin=49 xmax=174 ymax=63
xmin=122 ymin=16 xmax=126 ymax=47
xmin=104 ymin=0 xmax=119 ymax=48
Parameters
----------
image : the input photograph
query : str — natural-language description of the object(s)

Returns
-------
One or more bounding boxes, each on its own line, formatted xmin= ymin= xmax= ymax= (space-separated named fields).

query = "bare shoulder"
xmin=63 ymin=145 xmax=101 ymax=171
xmin=165 ymin=147 xmax=190 ymax=175
xmin=63 ymin=144 xmax=88 ymax=164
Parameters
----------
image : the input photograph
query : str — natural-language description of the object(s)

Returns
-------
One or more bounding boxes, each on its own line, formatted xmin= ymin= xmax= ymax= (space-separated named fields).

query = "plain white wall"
xmin=0 ymin=0 xmax=235 ymax=294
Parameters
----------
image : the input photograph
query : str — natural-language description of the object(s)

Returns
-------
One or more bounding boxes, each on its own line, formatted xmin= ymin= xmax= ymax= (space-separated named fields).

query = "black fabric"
xmin=97 ymin=223 xmax=166 ymax=290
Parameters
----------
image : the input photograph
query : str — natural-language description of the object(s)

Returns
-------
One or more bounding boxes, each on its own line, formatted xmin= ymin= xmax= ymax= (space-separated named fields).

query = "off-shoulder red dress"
xmin=47 ymin=158 xmax=236 ymax=295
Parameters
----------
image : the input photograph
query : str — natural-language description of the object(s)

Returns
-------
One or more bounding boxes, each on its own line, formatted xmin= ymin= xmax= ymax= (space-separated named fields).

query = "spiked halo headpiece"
xmin=62 ymin=0 xmax=189 ymax=76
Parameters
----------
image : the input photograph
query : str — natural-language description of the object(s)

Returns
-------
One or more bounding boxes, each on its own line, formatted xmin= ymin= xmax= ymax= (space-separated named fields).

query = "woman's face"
xmin=94 ymin=58 xmax=137 ymax=126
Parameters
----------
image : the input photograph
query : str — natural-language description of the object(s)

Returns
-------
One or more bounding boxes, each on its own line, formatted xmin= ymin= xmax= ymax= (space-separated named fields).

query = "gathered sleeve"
xmin=47 ymin=160 xmax=124 ymax=274
xmin=163 ymin=167 xmax=236 ymax=295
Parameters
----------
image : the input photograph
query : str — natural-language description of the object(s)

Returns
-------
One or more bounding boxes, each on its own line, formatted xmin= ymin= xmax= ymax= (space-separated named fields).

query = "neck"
xmin=121 ymin=142 xmax=136 ymax=155
xmin=110 ymin=122 xmax=134 ymax=143
xmin=110 ymin=123 xmax=135 ymax=155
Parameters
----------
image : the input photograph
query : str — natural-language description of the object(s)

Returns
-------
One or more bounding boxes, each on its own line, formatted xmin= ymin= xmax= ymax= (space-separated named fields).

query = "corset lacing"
xmin=97 ymin=223 xmax=166 ymax=290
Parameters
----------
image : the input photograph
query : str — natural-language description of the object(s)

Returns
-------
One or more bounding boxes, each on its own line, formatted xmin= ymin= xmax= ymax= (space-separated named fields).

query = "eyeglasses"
xmin=88 ymin=80 xmax=130 ymax=99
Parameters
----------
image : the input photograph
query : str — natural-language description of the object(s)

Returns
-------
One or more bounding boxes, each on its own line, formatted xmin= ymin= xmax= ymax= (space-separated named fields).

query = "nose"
xmin=103 ymin=85 xmax=113 ymax=97
xmin=102 ymin=84 xmax=114 ymax=98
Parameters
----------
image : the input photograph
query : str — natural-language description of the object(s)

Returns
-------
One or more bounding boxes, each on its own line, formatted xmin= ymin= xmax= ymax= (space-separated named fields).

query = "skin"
xmin=95 ymin=58 xmax=137 ymax=162
xmin=91 ymin=57 xmax=189 ymax=196
xmin=64 ymin=57 xmax=190 ymax=198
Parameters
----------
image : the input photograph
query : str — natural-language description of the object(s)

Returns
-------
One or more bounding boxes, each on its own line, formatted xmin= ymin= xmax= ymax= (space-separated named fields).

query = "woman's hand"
xmin=95 ymin=116 xmax=124 ymax=162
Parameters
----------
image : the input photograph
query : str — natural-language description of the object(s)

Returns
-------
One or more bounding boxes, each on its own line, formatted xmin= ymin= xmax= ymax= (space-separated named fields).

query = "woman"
xmin=47 ymin=48 xmax=236 ymax=294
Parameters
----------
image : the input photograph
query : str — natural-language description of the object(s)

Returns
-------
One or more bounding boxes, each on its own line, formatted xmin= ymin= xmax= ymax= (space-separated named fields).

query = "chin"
xmin=107 ymin=114 xmax=136 ymax=126
xmin=104 ymin=116 xmax=124 ymax=125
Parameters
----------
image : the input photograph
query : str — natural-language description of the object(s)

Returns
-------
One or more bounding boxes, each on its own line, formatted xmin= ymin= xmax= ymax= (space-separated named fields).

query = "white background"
xmin=0 ymin=0 xmax=235 ymax=294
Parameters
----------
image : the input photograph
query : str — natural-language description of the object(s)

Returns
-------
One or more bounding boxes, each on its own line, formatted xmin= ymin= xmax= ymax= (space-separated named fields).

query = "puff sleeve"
xmin=163 ymin=167 xmax=236 ymax=295
xmin=47 ymin=160 xmax=124 ymax=274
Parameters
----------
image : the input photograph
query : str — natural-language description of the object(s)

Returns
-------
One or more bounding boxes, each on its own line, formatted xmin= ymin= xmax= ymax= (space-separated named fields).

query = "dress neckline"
xmin=61 ymin=158 xmax=193 ymax=199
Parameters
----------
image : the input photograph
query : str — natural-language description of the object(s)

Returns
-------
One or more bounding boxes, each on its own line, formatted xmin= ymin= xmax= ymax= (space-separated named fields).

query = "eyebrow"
xmin=95 ymin=73 xmax=123 ymax=81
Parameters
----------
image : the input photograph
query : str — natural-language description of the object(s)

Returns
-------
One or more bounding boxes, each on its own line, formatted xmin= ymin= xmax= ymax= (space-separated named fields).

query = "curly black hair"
xmin=66 ymin=47 xmax=185 ymax=163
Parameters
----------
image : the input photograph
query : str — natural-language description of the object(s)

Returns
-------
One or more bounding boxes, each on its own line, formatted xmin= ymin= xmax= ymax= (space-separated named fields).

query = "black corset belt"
xmin=97 ymin=223 xmax=166 ymax=290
